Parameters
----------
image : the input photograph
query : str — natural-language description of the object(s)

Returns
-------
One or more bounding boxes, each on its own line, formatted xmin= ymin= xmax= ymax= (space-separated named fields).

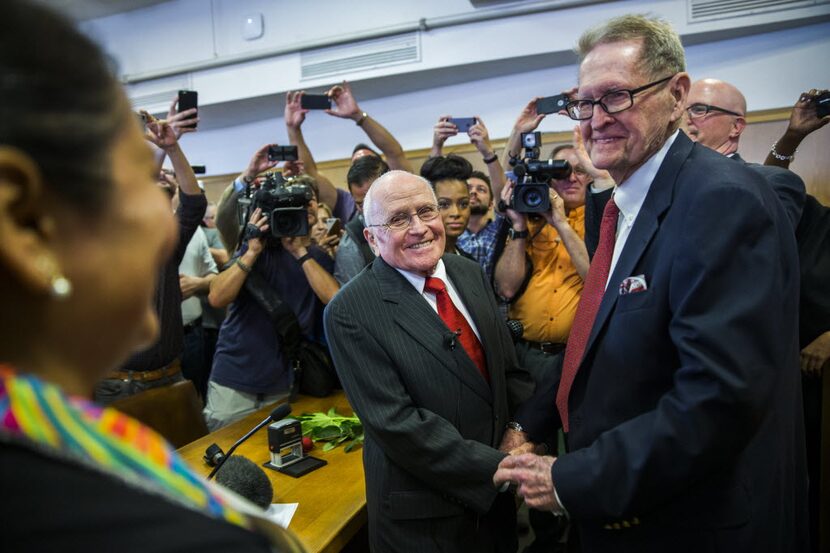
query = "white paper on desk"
xmin=266 ymin=503 xmax=299 ymax=528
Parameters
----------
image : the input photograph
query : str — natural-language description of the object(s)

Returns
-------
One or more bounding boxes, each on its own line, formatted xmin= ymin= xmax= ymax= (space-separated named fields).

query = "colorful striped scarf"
xmin=0 ymin=366 xmax=252 ymax=531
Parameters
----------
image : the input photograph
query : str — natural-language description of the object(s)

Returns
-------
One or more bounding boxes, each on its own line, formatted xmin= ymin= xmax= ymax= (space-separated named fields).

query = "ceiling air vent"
xmin=689 ymin=0 xmax=829 ymax=23
xmin=301 ymin=32 xmax=420 ymax=80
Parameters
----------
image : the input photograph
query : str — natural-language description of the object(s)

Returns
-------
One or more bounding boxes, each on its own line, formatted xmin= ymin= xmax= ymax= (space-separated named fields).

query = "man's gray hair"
xmin=362 ymin=170 xmax=437 ymax=227
xmin=576 ymin=14 xmax=686 ymax=80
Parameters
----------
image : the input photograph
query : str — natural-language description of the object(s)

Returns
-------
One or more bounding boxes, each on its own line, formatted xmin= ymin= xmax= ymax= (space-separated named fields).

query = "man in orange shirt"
xmin=494 ymin=143 xmax=592 ymax=552
xmin=495 ymin=145 xmax=592 ymax=376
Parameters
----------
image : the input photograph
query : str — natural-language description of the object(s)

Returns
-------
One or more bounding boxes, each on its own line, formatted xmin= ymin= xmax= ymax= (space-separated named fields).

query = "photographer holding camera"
xmin=493 ymin=134 xmax=592 ymax=552
xmin=204 ymin=168 xmax=338 ymax=430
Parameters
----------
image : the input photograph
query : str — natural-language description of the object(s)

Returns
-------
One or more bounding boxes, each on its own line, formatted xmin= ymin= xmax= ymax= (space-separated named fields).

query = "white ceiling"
xmin=37 ymin=0 xmax=171 ymax=20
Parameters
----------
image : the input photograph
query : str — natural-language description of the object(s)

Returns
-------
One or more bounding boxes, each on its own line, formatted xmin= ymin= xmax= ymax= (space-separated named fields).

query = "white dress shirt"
xmin=395 ymin=259 xmax=482 ymax=342
xmin=606 ymin=130 xmax=680 ymax=288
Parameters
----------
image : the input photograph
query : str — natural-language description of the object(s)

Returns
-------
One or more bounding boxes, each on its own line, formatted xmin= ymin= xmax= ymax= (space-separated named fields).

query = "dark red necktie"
xmin=557 ymin=198 xmax=620 ymax=432
xmin=424 ymin=277 xmax=489 ymax=383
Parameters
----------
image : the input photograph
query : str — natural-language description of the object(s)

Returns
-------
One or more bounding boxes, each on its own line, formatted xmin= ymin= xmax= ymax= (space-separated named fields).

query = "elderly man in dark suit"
xmin=495 ymin=15 xmax=808 ymax=553
xmin=324 ymin=170 xmax=534 ymax=553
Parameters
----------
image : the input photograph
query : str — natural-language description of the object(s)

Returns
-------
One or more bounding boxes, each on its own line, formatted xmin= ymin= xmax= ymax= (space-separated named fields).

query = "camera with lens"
xmin=502 ymin=132 xmax=572 ymax=213
xmin=238 ymin=172 xmax=313 ymax=238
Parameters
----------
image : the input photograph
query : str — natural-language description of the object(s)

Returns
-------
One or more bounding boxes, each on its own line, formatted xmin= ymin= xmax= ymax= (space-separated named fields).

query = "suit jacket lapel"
xmin=444 ymin=255 xmax=502 ymax=401
xmin=583 ymin=133 xmax=694 ymax=359
xmin=372 ymin=257 xmax=493 ymax=403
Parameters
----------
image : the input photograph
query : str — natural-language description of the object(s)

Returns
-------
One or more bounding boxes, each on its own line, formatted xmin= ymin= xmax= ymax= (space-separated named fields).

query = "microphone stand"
xmin=207 ymin=404 xmax=291 ymax=480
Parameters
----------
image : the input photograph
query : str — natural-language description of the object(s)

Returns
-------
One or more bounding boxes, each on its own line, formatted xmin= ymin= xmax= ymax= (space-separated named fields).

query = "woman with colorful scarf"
xmin=0 ymin=2 xmax=303 ymax=552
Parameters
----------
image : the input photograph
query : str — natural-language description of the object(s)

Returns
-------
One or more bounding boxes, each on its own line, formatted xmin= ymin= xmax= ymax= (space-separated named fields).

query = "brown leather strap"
xmin=521 ymin=340 xmax=566 ymax=355
xmin=105 ymin=359 xmax=181 ymax=383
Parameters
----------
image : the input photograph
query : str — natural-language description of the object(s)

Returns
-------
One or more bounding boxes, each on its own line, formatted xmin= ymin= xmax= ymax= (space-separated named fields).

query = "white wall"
xmin=80 ymin=0 xmax=830 ymax=175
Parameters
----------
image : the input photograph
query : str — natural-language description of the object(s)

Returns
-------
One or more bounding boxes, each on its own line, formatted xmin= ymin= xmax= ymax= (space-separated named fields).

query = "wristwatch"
xmin=507 ymin=227 xmax=529 ymax=240
xmin=506 ymin=421 xmax=525 ymax=433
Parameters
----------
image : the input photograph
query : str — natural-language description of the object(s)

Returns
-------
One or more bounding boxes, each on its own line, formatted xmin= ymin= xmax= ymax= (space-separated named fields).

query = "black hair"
xmin=289 ymin=174 xmax=320 ymax=200
xmin=0 ymin=0 xmax=125 ymax=211
xmin=351 ymin=143 xmax=380 ymax=158
xmin=347 ymin=155 xmax=389 ymax=189
xmin=419 ymin=154 xmax=473 ymax=188
xmin=468 ymin=170 xmax=492 ymax=197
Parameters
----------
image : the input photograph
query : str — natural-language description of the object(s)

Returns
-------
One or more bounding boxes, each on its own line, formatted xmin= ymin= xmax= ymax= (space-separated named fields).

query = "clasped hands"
xmin=494 ymin=429 xmax=563 ymax=513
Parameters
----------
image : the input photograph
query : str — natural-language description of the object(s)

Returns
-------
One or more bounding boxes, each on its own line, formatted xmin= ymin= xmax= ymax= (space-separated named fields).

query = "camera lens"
xmin=522 ymin=188 xmax=543 ymax=208
xmin=273 ymin=213 xmax=301 ymax=236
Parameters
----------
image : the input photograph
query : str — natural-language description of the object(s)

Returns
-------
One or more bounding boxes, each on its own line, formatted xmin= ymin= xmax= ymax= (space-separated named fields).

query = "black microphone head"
xmin=269 ymin=403 xmax=291 ymax=422
xmin=214 ymin=456 xmax=273 ymax=509
xmin=506 ymin=319 xmax=524 ymax=342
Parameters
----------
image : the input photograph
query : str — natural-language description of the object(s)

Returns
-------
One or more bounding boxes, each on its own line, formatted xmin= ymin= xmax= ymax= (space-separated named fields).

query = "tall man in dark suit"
xmin=495 ymin=15 xmax=808 ymax=552
xmin=324 ymin=170 xmax=534 ymax=553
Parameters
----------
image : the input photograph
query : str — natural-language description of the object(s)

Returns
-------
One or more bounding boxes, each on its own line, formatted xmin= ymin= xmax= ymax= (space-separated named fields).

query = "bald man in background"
xmin=685 ymin=78 xmax=805 ymax=227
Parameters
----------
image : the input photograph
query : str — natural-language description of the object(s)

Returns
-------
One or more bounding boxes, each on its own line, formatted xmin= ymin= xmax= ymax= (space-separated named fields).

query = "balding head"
xmin=685 ymin=78 xmax=747 ymax=155
xmin=363 ymin=171 xmax=445 ymax=276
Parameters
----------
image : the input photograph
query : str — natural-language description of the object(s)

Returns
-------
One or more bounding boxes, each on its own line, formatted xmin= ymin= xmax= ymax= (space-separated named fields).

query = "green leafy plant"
xmin=298 ymin=407 xmax=364 ymax=452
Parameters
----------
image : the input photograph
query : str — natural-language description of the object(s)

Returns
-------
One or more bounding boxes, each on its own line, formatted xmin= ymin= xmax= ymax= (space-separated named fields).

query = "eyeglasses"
xmin=366 ymin=204 xmax=440 ymax=232
xmin=685 ymin=103 xmax=743 ymax=119
xmin=566 ymin=75 xmax=674 ymax=121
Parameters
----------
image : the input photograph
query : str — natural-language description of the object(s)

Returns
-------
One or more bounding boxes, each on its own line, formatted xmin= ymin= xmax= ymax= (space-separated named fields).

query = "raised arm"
xmin=500 ymin=97 xmax=546 ymax=168
xmin=208 ymin=208 xmax=268 ymax=308
xmin=430 ymin=115 xmax=458 ymax=158
xmin=765 ymin=89 xmax=830 ymax=168
xmin=144 ymin=115 xmax=205 ymax=263
xmin=468 ymin=116 xmax=506 ymax=202
xmin=494 ymin=181 xmax=530 ymax=301
xmin=285 ymin=91 xmax=338 ymax=207
xmin=281 ymin=235 xmax=340 ymax=305
xmin=326 ymin=81 xmax=414 ymax=172
xmin=543 ymin=191 xmax=589 ymax=279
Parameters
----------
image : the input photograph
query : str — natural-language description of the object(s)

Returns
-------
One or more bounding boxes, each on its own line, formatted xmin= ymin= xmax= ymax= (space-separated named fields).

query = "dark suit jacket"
xmin=324 ymin=254 xmax=534 ymax=553
xmin=732 ymin=152 xmax=805 ymax=229
xmin=520 ymin=133 xmax=808 ymax=552
xmin=584 ymin=153 xmax=805 ymax=260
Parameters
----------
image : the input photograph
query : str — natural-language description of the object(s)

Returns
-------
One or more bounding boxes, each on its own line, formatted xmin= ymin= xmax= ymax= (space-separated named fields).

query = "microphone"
xmin=444 ymin=329 xmax=461 ymax=351
xmin=207 ymin=403 xmax=292 ymax=480
xmin=506 ymin=319 xmax=524 ymax=343
xmin=214 ymin=455 xmax=274 ymax=509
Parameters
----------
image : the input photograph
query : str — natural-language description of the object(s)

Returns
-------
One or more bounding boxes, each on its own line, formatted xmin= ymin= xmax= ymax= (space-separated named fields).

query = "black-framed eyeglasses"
xmin=685 ymin=103 xmax=743 ymax=119
xmin=566 ymin=75 xmax=674 ymax=121
xmin=366 ymin=204 xmax=440 ymax=232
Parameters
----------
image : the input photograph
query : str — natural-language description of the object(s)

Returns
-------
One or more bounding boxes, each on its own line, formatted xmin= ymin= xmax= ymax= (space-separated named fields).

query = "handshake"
xmin=494 ymin=424 xmax=564 ymax=513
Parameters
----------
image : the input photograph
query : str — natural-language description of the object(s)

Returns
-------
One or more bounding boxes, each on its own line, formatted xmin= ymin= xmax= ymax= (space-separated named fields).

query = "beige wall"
xmin=200 ymin=109 xmax=830 ymax=207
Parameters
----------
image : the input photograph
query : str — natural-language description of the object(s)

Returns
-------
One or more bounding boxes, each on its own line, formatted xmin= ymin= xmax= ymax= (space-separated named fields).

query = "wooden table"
xmin=178 ymin=392 xmax=366 ymax=553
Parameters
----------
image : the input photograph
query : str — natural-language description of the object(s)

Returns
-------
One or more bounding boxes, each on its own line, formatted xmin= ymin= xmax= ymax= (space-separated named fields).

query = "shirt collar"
xmin=395 ymin=258 xmax=447 ymax=294
xmin=614 ymin=129 xmax=679 ymax=222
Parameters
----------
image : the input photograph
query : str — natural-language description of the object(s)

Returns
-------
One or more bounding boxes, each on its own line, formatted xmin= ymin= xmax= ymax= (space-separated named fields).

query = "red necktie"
xmin=424 ymin=277 xmax=490 ymax=384
xmin=556 ymin=198 xmax=620 ymax=432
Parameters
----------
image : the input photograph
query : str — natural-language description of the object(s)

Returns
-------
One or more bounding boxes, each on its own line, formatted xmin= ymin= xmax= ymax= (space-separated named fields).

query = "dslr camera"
xmin=502 ymin=132 xmax=572 ymax=213
xmin=238 ymin=172 xmax=313 ymax=238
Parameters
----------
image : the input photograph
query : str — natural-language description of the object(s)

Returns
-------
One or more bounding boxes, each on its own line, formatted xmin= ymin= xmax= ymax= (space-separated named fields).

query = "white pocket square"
xmin=619 ymin=275 xmax=648 ymax=295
